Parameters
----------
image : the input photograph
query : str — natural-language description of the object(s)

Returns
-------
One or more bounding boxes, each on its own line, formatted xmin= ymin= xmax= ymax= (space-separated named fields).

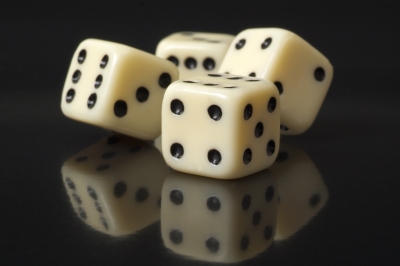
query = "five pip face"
xmin=61 ymin=28 xmax=333 ymax=179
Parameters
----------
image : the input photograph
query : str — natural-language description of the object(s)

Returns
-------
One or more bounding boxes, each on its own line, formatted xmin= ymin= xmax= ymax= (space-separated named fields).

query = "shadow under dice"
xmin=156 ymin=32 xmax=234 ymax=80
xmin=162 ymin=73 xmax=280 ymax=179
xmin=61 ymin=135 xmax=169 ymax=236
xmin=161 ymin=170 xmax=278 ymax=263
xmin=61 ymin=38 xmax=179 ymax=140
xmin=219 ymin=28 xmax=333 ymax=135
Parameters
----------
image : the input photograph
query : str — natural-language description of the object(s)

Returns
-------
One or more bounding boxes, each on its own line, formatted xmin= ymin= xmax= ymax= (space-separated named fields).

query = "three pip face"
xmin=61 ymin=28 xmax=333 ymax=179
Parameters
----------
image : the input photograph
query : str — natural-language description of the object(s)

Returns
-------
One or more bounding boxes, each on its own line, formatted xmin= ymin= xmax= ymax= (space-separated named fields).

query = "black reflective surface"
xmin=1 ymin=1 xmax=399 ymax=265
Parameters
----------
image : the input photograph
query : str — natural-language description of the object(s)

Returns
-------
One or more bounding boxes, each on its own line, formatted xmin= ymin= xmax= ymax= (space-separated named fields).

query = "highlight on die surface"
xmin=156 ymin=32 xmax=234 ymax=79
xmin=161 ymin=73 xmax=280 ymax=179
xmin=219 ymin=28 xmax=334 ymax=135
xmin=61 ymin=39 xmax=179 ymax=140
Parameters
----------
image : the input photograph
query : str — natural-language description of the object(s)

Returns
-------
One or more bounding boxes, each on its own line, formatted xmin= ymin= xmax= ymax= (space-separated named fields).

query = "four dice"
xmin=60 ymin=30 xmax=331 ymax=257
xmin=61 ymin=28 xmax=333 ymax=179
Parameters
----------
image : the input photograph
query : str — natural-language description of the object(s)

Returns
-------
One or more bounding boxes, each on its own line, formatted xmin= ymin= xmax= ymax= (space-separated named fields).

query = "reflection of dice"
xmin=270 ymin=143 xmax=329 ymax=240
xmin=162 ymin=73 xmax=280 ymax=179
xmin=61 ymin=135 xmax=169 ymax=236
xmin=61 ymin=39 xmax=179 ymax=140
xmin=161 ymin=170 xmax=277 ymax=263
xmin=156 ymin=32 xmax=234 ymax=79
xmin=219 ymin=28 xmax=333 ymax=135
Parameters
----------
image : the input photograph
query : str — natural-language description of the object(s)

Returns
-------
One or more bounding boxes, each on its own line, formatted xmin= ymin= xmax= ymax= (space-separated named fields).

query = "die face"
xmin=219 ymin=28 xmax=333 ymax=134
xmin=161 ymin=74 xmax=280 ymax=179
xmin=62 ymin=135 xmax=169 ymax=236
xmin=161 ymin=170 xmax=277 ymax=263
xmin=61 ymin=39 xmax=179 ymax=140
xmin=61 ymin=39 xmax=120 ymax=123
xmin=270 ymin=143 xmax=329 ymax=240
xmin=156 ymin=32 xmax=234 ymax=79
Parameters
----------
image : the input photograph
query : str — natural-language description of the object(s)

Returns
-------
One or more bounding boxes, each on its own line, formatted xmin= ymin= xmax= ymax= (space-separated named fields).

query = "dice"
xmin=156 ymin=32 xmax=234 ymax=79
xmin=270 ymin=142 xmax=329 ymax=240
xmin=61 ymin=39 xmax=179 ymax=140
xmin=219 ymin=28 xmax=333 ymax=135
xmin=61 ymin=135 xmax=169 ymax=236
xmin=161 ymin=170 xmax=277 ymax=263
xmin=161 ymin=73 xmax=280 ymax=179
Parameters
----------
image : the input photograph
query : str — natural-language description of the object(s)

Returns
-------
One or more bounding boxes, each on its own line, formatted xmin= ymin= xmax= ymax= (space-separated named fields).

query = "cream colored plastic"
xmin=162 ymin=74 xmax=280 ymax=179
xmin=61 ymin=39 xmax=179 ymax=140
xmin=156 ymin=32 xmax=234 ymax=79
xmin=219 ymin=28 xmax=334 ymax=135
xmin=270 ymin=142 xmax=329 ymax=240
xmin=161 ymin=170 xmax=277 ymax=263
xmin=61 ymin=135 xmax=169 ymax=236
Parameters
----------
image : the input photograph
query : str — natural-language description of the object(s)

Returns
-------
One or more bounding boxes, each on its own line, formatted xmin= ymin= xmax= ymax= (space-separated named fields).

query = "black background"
xmin=1 ymin=1 xmax=399 ymax=265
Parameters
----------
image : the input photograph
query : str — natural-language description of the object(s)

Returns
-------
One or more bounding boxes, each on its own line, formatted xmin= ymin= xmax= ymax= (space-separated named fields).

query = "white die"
xmin=161 ymin=73 xmax=280 ymax=179
xmin=61 ymin=135 xmax=169 ymax=236
xmin=161 ymin=170 xmax=278 ymax=263
xmin=156 ymin=32 xmax=234 ymax=79
xmin=61 ymin=39 xmax=179 ymax=140
xmin=219 ymin=28 xmax=334 ymax=135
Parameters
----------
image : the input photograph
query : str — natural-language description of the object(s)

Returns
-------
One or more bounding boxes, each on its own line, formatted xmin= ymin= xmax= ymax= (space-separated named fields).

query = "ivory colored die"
xmin=156 ymin=32 xmax=234 ymax=79
xmin=61 ymin=39 xmax=179 ymax=140
xmin=219 ymin=28 xmax=334 ymax=134
xmin=161 ymin=170 xmax=277 ymax=263
xmin=61 ymin=135 xmax=169 ymax=236
xmin=161 ymin=73 xmax=280 ymax=179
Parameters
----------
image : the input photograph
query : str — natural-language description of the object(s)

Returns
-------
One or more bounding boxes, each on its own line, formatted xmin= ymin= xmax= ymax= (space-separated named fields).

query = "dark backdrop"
xmin=1 ymin=1 xmax=399 ymax=265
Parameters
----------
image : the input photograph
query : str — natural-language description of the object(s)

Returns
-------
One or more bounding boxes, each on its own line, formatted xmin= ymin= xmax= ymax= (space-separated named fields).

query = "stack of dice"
xmin=61 ymin=28 xmax=333 ymax=180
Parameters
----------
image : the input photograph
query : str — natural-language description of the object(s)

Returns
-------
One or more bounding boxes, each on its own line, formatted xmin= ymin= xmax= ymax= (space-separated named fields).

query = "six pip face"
xmin=61 ymin=39 xmax=115 ymax=117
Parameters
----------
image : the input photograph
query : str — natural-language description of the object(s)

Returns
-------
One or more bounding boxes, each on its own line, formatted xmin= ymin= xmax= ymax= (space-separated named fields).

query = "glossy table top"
xmin=1 ymin=1 xmax=399 ymax=265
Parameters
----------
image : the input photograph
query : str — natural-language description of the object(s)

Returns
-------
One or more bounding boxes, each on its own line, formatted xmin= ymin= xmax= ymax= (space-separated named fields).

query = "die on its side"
xmin=162 ymin=74 xmax=280 ymax=179
xmin=219 ymin=28 xmax=333 ymax=135
xmin=161 ymin=170 xmax=277 ymax=263
xmin=61 ymin=39 xmax=179 ymax=140
xmin=62 ymin=135 xmax=169 ymax=236
xmin=270 ymin=142 xmax=329 ymax=240
xmin=156 ymin=32 xmax=234 ymax=79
